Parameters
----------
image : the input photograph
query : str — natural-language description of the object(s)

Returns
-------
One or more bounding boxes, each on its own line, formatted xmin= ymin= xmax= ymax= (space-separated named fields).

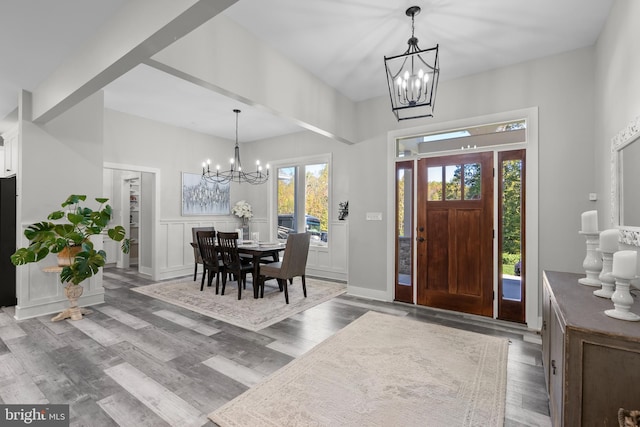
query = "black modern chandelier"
xmin=384 ymin=6 xmax=440 ymax=121
xmin=202 ymin=109 xmax=269 ymax=185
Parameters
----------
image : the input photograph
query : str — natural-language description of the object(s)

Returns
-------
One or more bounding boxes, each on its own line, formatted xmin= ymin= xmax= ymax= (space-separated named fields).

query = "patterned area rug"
xmin=209 ymin=311 xmax=508 ymax=427
xmin=132 ymin=277 xmax=346 ymax=331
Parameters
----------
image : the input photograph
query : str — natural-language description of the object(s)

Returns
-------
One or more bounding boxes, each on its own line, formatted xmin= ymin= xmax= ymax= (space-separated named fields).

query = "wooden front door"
xmin=416 ymin=152 xmax=494 ymax=316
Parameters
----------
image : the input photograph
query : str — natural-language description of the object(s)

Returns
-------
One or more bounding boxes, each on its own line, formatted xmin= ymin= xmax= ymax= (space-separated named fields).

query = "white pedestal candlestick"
xmin=581 ymin=210 xmax=598 ymax=233
xmin=605 ymin=276 xmax=640 ymax=321
xmin=578 ymin=231 xmax=602 ymax=287
xmin=599 ymin=229 xmax=619 ymax=254
xmin=594 ymin=249 xmax=615 ymax=298
xmin=605 ymin=251 xmax=640 ymax=321
xmin=612 ymin=250 xmax=637 ymax=279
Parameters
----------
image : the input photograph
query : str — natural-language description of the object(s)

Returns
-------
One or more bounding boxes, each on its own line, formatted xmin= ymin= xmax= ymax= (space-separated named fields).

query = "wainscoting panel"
xmin=166 ymin=223 xmax=186 ymax=269
xmin=182 ymin=221 xmax=215 ymax=266
xmin=156 ymin=218 xmax=348 ymax=282
xmin=330 ymin=221 xmax=348 ymax=272
xmin=158 ymin=218 xmax=244 ymax=280
xmin=14 ymin=228 xmax=105 ymax=320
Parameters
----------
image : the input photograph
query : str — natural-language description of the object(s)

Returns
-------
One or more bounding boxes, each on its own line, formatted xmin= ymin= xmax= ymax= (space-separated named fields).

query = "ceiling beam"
xmin=31 ymin=0 xmax=238 ymax=124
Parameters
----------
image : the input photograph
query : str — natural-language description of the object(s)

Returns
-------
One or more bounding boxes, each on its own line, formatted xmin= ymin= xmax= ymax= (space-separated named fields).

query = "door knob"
xmin=417 ymin=237 xmax=425 ymax=242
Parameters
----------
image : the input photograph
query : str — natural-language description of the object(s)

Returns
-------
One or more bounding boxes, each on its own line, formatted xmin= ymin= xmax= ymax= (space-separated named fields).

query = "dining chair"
xmin=196 ymin=230 xmax=226 ymax=293
xmin=258 ymin=232 xmax=311 ymax=304
xmin=191 ymin=226 xmax=214 ymax=281
xmin=217 ymin=231 xmax=253 ymax=300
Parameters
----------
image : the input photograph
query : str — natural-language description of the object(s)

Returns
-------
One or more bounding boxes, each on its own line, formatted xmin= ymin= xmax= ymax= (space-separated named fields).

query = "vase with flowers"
xmin=232 ymin=200 xmax=253 ymax=240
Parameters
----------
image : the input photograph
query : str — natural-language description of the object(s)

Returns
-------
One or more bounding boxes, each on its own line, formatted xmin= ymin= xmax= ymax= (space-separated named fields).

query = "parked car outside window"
xmin=278 ymin=214 xmax=327 ymax=242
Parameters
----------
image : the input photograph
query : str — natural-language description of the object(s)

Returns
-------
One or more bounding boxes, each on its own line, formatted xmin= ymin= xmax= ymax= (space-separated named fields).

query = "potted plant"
xmin=11 ymin=194 xmax=130 ymax=321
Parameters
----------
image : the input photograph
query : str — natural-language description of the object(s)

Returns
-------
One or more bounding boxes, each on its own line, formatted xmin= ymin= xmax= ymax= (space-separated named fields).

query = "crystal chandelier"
xmin=202 ymin=109 xmax=269 ymax=185
xmin=384 ymin=6 xmax=440 ymax=121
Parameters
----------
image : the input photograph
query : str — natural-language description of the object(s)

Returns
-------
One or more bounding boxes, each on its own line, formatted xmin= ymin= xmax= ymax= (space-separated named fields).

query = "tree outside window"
xmin=276 ymin=161 xmax=329 ymax=245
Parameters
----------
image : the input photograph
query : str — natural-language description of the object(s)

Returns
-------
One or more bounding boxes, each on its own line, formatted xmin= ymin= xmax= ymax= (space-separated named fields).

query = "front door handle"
xmin=417 ymin=237 xmax=425 ymax=242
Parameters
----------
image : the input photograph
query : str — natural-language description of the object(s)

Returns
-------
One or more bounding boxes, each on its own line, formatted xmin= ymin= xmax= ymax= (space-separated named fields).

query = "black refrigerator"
xmin=0 ymin=176 xmax=16 ymax=307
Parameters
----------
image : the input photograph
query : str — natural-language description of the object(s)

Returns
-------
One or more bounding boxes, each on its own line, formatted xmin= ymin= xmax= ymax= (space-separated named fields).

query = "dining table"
xmin=237 ymin=242 xmax=286 ymax=298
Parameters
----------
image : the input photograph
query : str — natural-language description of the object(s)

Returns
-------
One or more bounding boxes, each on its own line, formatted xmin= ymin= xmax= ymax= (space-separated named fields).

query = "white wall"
xmin=104 ymin=109 xmax=246 ymax=278
xmin=16 ymin=2 xmax=634 ymax=326
xmin=103 ymin=109 xmax=348 ymax=280
xmin=15 ymin=91 xmax=106 ymax=319
xmin=245 ymin=131 xmax=350 ymax=281
xmin=152 ymin=13 xmax=357 ymax=144
xmin=594 ymin=0 xmax=640 ymax=228
xmin=349 ymin=47 xmax=597 ymax=325
xmin=105 ymin=45 xmax=601 ymax=325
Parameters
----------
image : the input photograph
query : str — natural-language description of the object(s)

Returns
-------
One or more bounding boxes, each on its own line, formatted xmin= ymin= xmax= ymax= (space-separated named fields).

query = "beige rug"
xmin=209 ymin=311 xmax=508 ymax=427
xmin=132 ymin=277 xmax=346 ymax=331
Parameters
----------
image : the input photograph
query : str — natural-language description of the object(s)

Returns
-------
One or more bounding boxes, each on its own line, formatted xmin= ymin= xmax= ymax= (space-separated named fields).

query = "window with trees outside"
xmin=275 ymin=157 xmax=329 ymax=246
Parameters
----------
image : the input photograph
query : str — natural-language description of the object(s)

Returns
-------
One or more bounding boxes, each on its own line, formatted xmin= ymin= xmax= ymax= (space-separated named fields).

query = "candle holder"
xmin=578 ymin=231 xmax=602 ymax=287
xmin=594 ymin=249 xmax=615 ymax=298
xmin=605 ymin=274 xmax=640 ymax=321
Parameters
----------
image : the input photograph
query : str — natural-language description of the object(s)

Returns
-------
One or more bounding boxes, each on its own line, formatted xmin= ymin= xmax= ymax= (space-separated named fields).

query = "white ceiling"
xmin=0 ymin=0 xmax=614 ymax=139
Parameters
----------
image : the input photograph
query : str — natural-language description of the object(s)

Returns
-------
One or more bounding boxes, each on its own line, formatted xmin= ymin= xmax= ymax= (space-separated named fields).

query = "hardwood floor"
xmin=0 ymin=267 xmax=551 ymax=426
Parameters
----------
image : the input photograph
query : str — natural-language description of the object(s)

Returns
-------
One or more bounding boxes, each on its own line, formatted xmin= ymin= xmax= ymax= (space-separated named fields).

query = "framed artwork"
xmin=181 ymin=172 xmax=230 ymax=216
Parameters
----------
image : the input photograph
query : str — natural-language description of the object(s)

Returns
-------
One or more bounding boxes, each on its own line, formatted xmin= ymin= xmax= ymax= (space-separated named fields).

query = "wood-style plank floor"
xmin=0 ymin=267 xmax=551 ymax=426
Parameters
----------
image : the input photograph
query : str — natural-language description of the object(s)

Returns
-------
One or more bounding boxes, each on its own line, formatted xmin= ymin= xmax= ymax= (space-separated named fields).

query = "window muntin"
xmin=275 ymin=158 xmax=329 ymax=246
xmin=427 ymin=162 xmax=482 ymax=202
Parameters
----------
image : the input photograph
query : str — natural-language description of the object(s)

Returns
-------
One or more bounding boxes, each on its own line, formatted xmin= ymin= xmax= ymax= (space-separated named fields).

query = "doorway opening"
xmin=103 ymin=162 xmax=160 ymax=281
xmin=390 ymin=110 xmax=538 ymax=327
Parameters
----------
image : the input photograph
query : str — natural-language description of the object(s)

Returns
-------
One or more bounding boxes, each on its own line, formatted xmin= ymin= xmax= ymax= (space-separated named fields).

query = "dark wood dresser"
xmin=542 ymin=271 xmax=640 ymax=426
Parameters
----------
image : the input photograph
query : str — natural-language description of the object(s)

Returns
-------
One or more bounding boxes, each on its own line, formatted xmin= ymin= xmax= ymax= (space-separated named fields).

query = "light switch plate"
xmin=366 ymin=212 xmax=383 ymax=221
xmin=589 ymin=193 xmax=597 ymax=201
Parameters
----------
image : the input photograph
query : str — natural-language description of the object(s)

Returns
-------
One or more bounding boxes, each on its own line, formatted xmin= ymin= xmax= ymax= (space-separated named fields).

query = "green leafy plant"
xmin=11 ymin=194 xmax=130 ymax=285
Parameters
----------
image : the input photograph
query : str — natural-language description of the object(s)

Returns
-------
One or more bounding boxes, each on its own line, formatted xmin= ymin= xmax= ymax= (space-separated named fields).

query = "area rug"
xmin=209 ymin=311 xmax=508 ymax=427
xmin=132 ymin=277 xmax=346 ymax=331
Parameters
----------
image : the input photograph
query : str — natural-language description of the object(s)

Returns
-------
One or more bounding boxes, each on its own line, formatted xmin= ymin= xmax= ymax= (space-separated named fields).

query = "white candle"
xmin=599 ymin=229 xmax=619 ymax=254
xmin=581 ymin=210 xmax=598 ymax=233
xmin=235 ymin=228 xmax=243 ymax=241
xmin=612 ymin=250 xmax=638 ymax=279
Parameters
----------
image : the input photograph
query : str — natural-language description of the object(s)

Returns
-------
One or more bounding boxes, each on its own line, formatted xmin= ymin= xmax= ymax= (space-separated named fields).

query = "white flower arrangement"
xmin=232 ymin=200 xmax=253 ymax=220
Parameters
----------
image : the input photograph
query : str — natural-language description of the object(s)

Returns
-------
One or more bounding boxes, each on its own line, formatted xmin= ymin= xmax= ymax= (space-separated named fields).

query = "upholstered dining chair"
xmin=191 ymin=226 xmax=214 ymax=281
xmin=196 ymin=230 xmax=226 ymax=293
xmin=258 ymin=232 xmax=311 ymax=304
xmin=217 ymin=231 xmax=253 ymax=300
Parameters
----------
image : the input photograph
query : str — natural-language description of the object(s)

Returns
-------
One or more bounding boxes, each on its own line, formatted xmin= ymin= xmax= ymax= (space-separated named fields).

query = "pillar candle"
xmin=599 ymin=229 xmax=619 ymax=253
xmin=235 ymin=228 xmax=243 ymax=241
xmin=612 ymin=250 xmax=638 ymax=279
xmin=581 ymin=210 xmax=598 ymax=233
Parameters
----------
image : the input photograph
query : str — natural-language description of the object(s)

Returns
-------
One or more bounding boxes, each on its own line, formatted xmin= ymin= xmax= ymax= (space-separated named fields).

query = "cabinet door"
xmin=542 ymin=282 xmax=551 ymax=390
xmin=549 ymin=307 xmax=564 ymax=426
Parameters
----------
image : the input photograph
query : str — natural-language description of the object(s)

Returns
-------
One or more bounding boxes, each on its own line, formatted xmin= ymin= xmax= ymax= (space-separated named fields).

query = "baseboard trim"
xmin=346 ymin=285 xmax=391 ymax=302
xmin=14 ymin=292 xmax=105 ymax=320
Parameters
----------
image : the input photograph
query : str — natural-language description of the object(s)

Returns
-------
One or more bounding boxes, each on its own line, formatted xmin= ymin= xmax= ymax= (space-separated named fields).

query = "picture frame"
xmin=181 ymin=172 xmax=230 ymax=216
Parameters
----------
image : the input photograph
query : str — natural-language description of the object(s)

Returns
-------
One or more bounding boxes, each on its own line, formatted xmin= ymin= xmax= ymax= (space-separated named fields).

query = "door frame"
xmin=104 ymin=162 xmax=161 ymax=281
xmin=386 ymin=107 xmax=540 ymax=329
